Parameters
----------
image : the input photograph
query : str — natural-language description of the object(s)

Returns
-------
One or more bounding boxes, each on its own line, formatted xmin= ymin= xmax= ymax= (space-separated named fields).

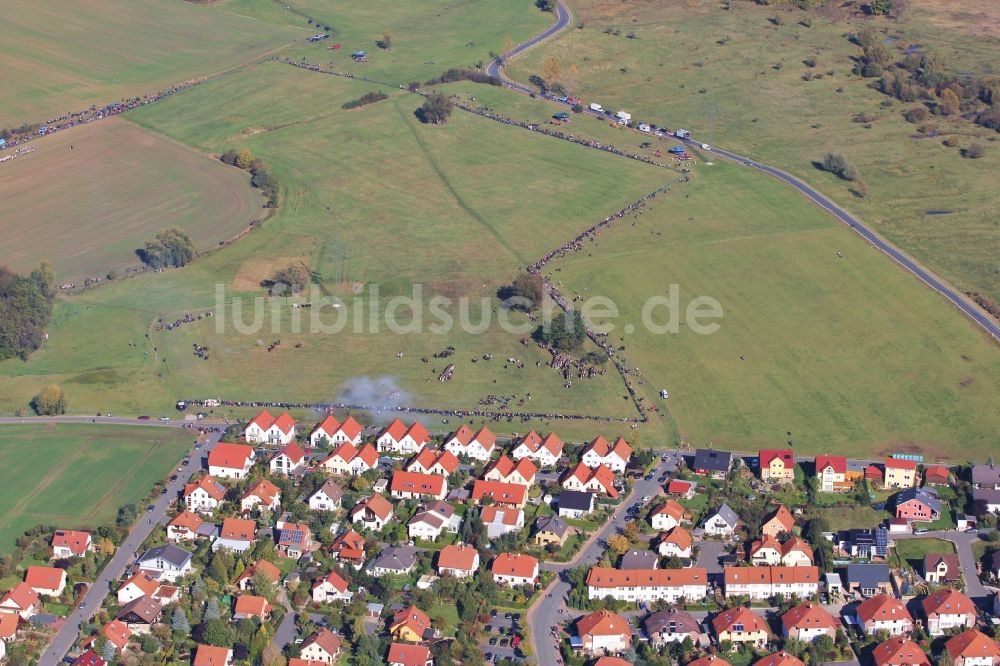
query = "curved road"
xmin=487 ymin=0 xmax=1000 ymax=344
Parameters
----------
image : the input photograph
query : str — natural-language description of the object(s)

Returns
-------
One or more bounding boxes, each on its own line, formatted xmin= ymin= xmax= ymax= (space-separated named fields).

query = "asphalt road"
xmin=36 ymin=429 xmax=223 ymax=666
xmin=528 ymin=453 xmax=682 ymax=666
xmin=485 ymin=0 xmax=1000 ymax=344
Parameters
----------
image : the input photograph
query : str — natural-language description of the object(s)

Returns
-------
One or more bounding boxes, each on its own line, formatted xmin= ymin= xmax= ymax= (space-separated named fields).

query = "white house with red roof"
xmin=388 ymin=643 xmax=434 ymax=666
xmin=581 ymin=436 xmax=633 ymax=473
xmin=166 ymin=511 xmax=206 ymax=543
xmin=491 ymin=553 xmax=539 ymax=587
xmin=815 ymin=455 xmax=850 ymax=493
xmin=481 ymin=506 xmax=524 ymax=539
xmin=207 ymin=443 xmax=255 ymax=480
xmin=102 ymin=619 xmax=132 ymax=654
xmin=311 ymin=570 xmax=353 ymax=604
xmin=51 ymin=530 xmax=92 ymax=559
xmin=511 ymin=431 xmax=563 ymax=467
xmin=443 ymin=425 xmax=496 ymax=462
xmin=350 ymin=495 xmax=394 ymax=532
xmin=308 ymin=480 xmax=343 ymax=512
xmin=650 ymin=500 xmax=685 ymax=531
xmin=310 ymin=414 xmax=363 ymax=447
xmin=0 ymin=583 xmax=39 ymax=619
xmin=407 ymin=501 xmax=461 ymax=541
xmin=923 ymin=588 xmax=977 ymax=636
xmin=390 ymin=471 xmax=447 ymax=501
xmin=117 ymin=572 xmax=160 ymax=605
xmin=437 ymin=544 xmax=480 ymax=578
xmin=657 ymin=526 xmax=694 ymax=559
xmin=781 ymin=602 xmax=839 ymax=642
xmin=405 ymin=447 xmax=460 ymax=476
xmin=299 ymin=629 xmax=341 ymax=663
xmin=270 ymin=442 xmax=307 ymax=475
xmin=244 ymin=411 xmax=296 ymax=445
xmin=576 ymin=609 xmax=632 ymax=655
xmin=25 ymin=565 xmax=66 ymax=597
xmin=561 ymin=463 xmax=619 ymax=498
xmin=471 ymin=480 xmax=528 ymax=508
xmin=945 ymin=630 xmax=1000 ymax=666
xmin=855 ymin=593 xmax=914 ymax=636
xmin=318 ymin=442 xmax=378 ymax=476
xmin=184 ymin=476 xmax=226 ymax=514
xmin=377 ymin=419 xmax=430 ymax=454
xmin=240 ymin=479 xmax=281 ymax=513
xmin=484 ymin=455 xmax=538 ymax=486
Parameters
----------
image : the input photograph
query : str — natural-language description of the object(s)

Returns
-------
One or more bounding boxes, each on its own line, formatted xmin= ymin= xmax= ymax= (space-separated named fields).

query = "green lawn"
xmin=0 ymin=423 xmax=191 ymax=553
xmin=0 ymin=0 xmax=299 ymax=125
xmin=892 ymin=537 xmax=956 ymax=572
xmin=551 ymin=160 xmax=1000 ymax=459
xmin=511 ymin=0 xmax=1000 ymax=305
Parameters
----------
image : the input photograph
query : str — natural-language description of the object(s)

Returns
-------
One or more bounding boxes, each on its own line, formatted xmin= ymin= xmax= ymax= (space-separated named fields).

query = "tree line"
xmin=0 ymin=262 xmax=56 ymax=361
xmin=342 ymin=90 xmax=389 ymax=109
xmin=220 ymin=147 xmax=279 ymax=205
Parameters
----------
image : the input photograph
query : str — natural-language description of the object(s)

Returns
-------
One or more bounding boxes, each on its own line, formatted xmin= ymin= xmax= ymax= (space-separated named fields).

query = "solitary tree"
xmin=416 ymin=93 xmax=454 ymax=124
xmin=137 ymin=227 xmax=195 ymax=269
xmin=507 ymin=273 xmax=544 ymax=311
xmin=31 ymin=384 xmax=66 ymax=415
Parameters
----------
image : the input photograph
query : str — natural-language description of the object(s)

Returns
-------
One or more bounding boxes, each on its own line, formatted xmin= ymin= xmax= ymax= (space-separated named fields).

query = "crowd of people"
xmin=179 ymin=397 xmax=643 ymax=425
xmin=2 ymin=80 xmax=203 ymax=152
xmin=156 ymin=312 xmax=211 ymax=332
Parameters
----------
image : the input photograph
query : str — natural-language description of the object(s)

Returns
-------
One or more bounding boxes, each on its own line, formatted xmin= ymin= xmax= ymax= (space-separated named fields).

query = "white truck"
xmin=676 ymin=129 xmax=690 ymax=139
xmin=615 ymin=111 xmax=632 ymax=124
xmin=589 ymin=102 xmax=603 ymax=112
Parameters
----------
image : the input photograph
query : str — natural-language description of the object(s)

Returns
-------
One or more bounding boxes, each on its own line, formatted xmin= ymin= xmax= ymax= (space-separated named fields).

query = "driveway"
xmin=38 ymin=430 xmax=223 ymax=666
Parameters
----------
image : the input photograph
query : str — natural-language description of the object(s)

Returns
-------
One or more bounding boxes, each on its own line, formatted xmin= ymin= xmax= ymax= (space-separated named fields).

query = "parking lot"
xmin=481 ymin=609 xmax=525 ymax=663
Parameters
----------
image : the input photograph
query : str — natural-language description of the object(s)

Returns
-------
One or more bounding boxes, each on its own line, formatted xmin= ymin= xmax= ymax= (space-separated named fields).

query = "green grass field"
xmin=0 ymin=0 xmax=299 ymax=126
xmin=551 ymin=160 xmax=1000 ymax=459
xmin=0 ymin=423 xmax=191 ymax=552
xmin=511 ymin=0 xmax=1000 ymax=304
xmin=0 ymin=118 xmax=265 ymax=283
xmin=892 ymin=537 xmax=956 ymax=572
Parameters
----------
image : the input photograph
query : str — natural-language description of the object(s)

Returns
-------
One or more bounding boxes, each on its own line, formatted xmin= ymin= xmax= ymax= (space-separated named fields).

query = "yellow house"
xmin=759 ymin=450 xmax=795 ymax=483
xmin=533 ymin=515 xmax=570 ymax=547
xmin=389 ymin=606 xmax=431 ymax=643
xmin=712 ymin=607 xmax=769 ymax=648
xmin=884 ymin=459 xmax=917 ymax=489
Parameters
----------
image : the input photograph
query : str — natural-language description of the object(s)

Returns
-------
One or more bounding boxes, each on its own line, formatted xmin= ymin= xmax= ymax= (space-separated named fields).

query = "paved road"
xmin=528 ymin=453 xmax=682 ymax=666
xmin=895 ymin=529 xmax=994 ymax=603
xmin=486 ymin=0 xmax=1000 ymax=344
xmin=37 ymin=431 xmax=223 ymax=666
xmin=268 ymin=602 xmax=299 ymax=654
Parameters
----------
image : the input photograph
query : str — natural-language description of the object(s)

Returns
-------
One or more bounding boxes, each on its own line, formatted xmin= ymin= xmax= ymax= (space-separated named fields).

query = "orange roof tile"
xmin=220 ymin=517 xmax=256 ymax=541
xmin=437 ymin=544 xmax=479 ymax=572
xmin=857 ymin=593 xmax=912 ymax=625
xmin=208 ymin=443 xmax=253 ymax=470
xmin=872 ymin=638 xmax=930 ymax=666
xmin=782 ymin=603 xmax=838 ymax=632
xmin=185 ymin=475 xmax=226 ymax=501
xmin=168 ymin=511 xmax=204 ymax=531
xmin=946 ymin=630 xmax=1000 ymax=662
xmin=51 ymin=530 xmax=91 ymax=556
xmin=471 ymin=480 xmax=528 ymax=505
xmin=587 ymin=567 xmax=708 ymax=589
xmin=194 ymin=644 xmax=232 ymax=666
xmin=25 ymin=565 xmax=65 ymax=591
xmin=234 ymin=594 xmax=269 ymax=618
xmin=390 ymin=471 xmax=445 ymax=496
xmin=576 ymin=609 xmax=631 ymax=639
xmin=491 ymin=553 xmax=539 ymax=579
xmin=712 ymin=606 xmax=770 ymax=635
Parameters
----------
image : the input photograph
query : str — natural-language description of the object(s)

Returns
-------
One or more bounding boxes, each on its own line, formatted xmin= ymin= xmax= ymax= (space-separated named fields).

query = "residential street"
xmin=37 ymin=430 xmax=223 ymax=666
xmin=529 ymin=453 xmax=682 ymax=666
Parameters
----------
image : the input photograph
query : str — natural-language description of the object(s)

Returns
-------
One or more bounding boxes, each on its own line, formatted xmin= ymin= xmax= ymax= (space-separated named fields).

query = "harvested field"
xmin=0 ymin=118 xmax=265 ymax=283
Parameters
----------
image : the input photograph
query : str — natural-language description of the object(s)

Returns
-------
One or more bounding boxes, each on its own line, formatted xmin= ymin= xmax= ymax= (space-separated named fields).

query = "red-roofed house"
xmin=712 ymin=606 xmax=770 ymax=648
xmin=755 ymin=652 xmax=805 ymax=666
xmin=387 ymin=643 xmax=433 ymax=666
xmin=241 ymin=478 xmax=282 ymax=513
xmin=318 ymin=442 xmax=378 ymax=476
xmin=390 ymin=606 xmax=433 ymax=642
xmin=470 ymin=480 xmax=528 ymax=508
xmin=781 ymin=602 xmax=838 ymax=642
xmin=270 ymin=441 xmax=307 ymax=475
xmin=762 ymin=505 xmax=795 ymax=538
xmin=310 ymin=414 xmax=363 ymax=447
xmin=922 ymin=588 xmax=976 ymax=636
xmin=70 ymin=650 xmax=106 ymax=666
xmin=437 ymin=544 xmax=480 ymax=578
xmin=561 ymin=463 xmax=618 ymax=498
xmin=25 ymin=565 xmax=66 ymax=596
xmin=244 ymin=411 xmax=296 ymax=445
xmin=0 ymin=612 xmax=20 ymax=642
xmin=390 ymin=471 xmax=447 ymax=500
xmin=855 ymin=593 xmax=913 ymax=636
xmin=51 ymin=530 xmax=92 ymax=559
xmin=657 ymin=526 xmax=693 ymax=559
xmin=167 ymin=511 xmax=205 ymax=543
xmin=480 ymin=505 xmax=525 ymax=539
xmin=815 ymin=455 xmax=851 ymax=493
xmin=872 ymin=637 xmax=931 ymax=666
xmin=759 ymin=450 xmax=795 ymax=483
xmin=885 ymin=459 xmax=919 ymax=489
xmin=576 ymin=609 xmax=631 ymax=654
xmin=406 ymin=447 xmax=460 ymax=476
xmin=924 ymin=466 xmax=951 ymax=486
xmin=329 ymin=530 xmax=366 ymax=567
xmin=184 ymin=476 xmax=226 ymax=514
xmin=586 ymin=568 xmax=709 ymax=603
xmin=308 ymin=479 xmax=343 ymax=512
xmin=0 ymin=582 xmax=40 ymax=618
xmin=207 ymin=443 xmax=255 ymax=479
xmin=193 ymin=644 xmax=234 ymax=666
xmin=666 ymin=479 xmax=697 ymax=500
xmin=215 ymin=517 xmax=257 ymax=553
xmin=377 ymin=419 xmax=430 ymax=455
xmin=299 ymin=629 xmax=342 ymax=663
xmin=233 ymin=594 xmax=270 ymax=620
xmin=511 ymin=431 xmax=563 ymax=467
xmin=444 ymin=425 xmax=496 ymax=462
xmin=491 ymin=553 xmax=539 ymax=587
xmin=102 ymin=619 xmax=132 ymax=653
xmin=945 ymin=630 xmax=1000 ymax=666
xmin=723 ymin=566 xmax=819 ymax=600
xmin=484 ymin=455 xmax=538 ymax=486
xmin=350 ymin=495 xmax=393 ymax=533
xmin=650 ymin=500 xmax=685 ymax=531
xmin=312 ymin=570 xmax=352 ymax=604
xmin=117 ymin=572 xmax=160 ymax=605
xmin=581 ymin=436 xmax=633 ymax=473
xmin=236 ymin=560 xmax=281 ymax=592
